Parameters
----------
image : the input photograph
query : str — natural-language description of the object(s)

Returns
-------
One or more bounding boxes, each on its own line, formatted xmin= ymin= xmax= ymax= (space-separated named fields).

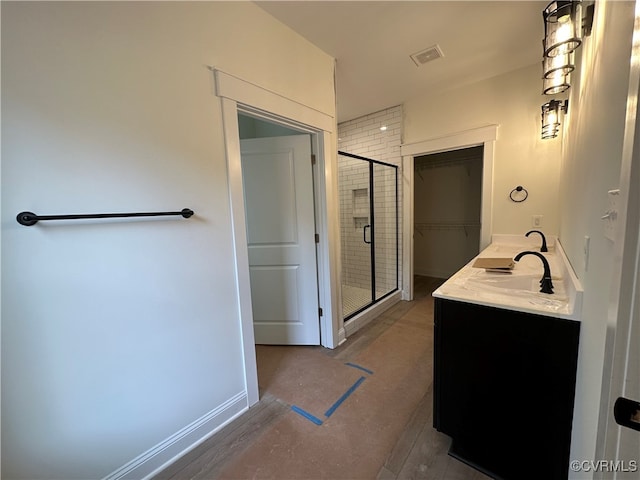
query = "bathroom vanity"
xmin=432 ymin=235 xmax=582 ymax=480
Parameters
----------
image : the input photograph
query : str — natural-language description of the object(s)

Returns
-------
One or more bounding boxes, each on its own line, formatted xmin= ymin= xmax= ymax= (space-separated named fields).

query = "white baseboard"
xmin=103 ymin=391 xmax=248 ymax=480
xmin=337 ymin=327 xmax=347 ymax=346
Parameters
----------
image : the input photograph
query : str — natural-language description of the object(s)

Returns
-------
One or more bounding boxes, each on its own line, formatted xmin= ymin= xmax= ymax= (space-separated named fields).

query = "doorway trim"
xmin=595 ymin=0 xmax=640 ymax=466
xmin=400 ymin=125 xmax=498 ymax=301
xmin=214 ymin=68 xmax=340 ymax=406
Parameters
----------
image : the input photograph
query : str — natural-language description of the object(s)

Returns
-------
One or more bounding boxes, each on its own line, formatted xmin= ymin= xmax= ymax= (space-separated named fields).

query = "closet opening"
xmin=413 ymin=145 xmax=483 ymax=280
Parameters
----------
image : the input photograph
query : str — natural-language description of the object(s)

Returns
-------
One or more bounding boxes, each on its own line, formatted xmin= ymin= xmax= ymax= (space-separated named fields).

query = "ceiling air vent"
xmin=410 ymin=45 xmax=444 ymax=67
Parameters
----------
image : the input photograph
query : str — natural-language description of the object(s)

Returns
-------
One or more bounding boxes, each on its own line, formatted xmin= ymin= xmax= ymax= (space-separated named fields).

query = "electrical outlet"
xmin=532 ymin=215 xmax=543 ymax=227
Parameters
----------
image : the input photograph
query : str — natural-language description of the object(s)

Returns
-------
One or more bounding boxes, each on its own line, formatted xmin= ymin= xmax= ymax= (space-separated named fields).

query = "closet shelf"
xmin=415 ymin=156 xmax=479 ymax=171
xmin=414 ymin=223 xmax=481 ymax=237
xmin=415 ymin=222 xmax=481 ymax=228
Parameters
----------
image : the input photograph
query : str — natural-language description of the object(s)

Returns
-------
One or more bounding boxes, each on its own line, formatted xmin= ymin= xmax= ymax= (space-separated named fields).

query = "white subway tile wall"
xmin=338 ymin=157 xmax=371 ymax=292
xmin=338 ymin=106 xmax=402 ymax=317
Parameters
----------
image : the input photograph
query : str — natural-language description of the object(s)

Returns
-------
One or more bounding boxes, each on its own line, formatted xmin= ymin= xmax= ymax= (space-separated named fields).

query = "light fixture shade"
xmin=543 ymin=51 xmax=575 ymax=79
xmin=541 ymin=100 xmax=567 ymax=139
xmin=541 ymin=125 xmax=560 ymax=139
xmin=542 ymin=74 xmax=571 ymax=95
xmin=543 ymin=0 xmax=582 ymax=57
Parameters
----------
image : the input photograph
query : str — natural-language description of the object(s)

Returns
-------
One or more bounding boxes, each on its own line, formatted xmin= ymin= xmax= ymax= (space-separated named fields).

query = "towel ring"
xmin=509 ymin=186 xmax=528 ymax=203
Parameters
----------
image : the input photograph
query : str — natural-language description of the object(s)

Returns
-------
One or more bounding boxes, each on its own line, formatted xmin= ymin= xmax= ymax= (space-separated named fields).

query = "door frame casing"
xmin=400 ymin=125 xmax=498 ymax=301
xmin=215 ymin=68 xmax=340 ymax=406
xmin=595 ymin=0 xmax=640 ymax=470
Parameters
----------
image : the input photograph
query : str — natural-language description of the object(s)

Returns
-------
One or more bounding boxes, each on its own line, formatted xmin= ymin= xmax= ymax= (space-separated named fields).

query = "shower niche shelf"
xmin=354 ymin=217 xmax=369 ymax=229
xmin=352 ymin=188 xmax=369 ymax=217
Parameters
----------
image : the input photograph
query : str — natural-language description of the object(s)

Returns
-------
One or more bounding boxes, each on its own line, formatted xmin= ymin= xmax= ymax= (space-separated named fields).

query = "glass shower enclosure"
xmin=338 ymin=151 xmax=398 ymax=320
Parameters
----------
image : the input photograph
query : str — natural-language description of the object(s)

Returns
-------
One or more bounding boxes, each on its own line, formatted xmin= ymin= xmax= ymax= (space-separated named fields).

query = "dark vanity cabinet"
xmin=433 ymin=298 xmax=580 ymax=480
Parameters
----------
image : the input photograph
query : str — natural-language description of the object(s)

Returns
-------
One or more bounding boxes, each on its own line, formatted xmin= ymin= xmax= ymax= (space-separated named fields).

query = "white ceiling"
xmin=256 ymin=1 xmax=548 ymax=122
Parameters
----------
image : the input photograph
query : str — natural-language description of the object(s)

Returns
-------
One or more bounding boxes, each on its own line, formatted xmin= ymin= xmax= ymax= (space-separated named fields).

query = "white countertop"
xmin=432 ymin=235 xmax=583 ymax=320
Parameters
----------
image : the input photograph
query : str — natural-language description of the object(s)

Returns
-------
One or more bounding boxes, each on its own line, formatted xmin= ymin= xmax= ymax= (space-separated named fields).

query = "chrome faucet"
xmin=514 ymin=251 xmax=554 ymax=294
xmin=525 ymin=229 xmax=548 ymax=252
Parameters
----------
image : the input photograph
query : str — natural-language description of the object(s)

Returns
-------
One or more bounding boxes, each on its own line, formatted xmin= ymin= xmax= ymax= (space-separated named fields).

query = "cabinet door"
xmin=434 ymin=299 xmax=580 ymax=480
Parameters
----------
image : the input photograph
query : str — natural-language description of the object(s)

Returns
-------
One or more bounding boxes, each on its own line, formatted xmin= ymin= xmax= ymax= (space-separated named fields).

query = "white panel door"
xmin=241 ymin=135 xmax=320 ymax=345
xmin=606 ymin=221 xmax=640 ymax=480
xmin=610 ymin=222 xmax=640 ymax=479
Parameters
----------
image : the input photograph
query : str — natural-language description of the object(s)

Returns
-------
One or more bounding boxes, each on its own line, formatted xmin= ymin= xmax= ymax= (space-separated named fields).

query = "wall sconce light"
xmin=538 ymin=2 xmax=591 ymax=138
xmin=543 ymin=1 xmax=595 ymax=58
xmin=541 ymin=38 xmax=574 ymax=94
xmin=543 ymin=51 xmax=575 ymax=79
xmin=543 ymin=1 xmax=583 ymax=57
xmin=541 ymin=99 xmax=569 ymax=139
xmin=543 ymin=73 xmax=571 ymax=95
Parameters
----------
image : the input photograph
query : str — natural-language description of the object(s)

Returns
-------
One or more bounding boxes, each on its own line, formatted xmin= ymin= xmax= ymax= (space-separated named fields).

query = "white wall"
xmin=557 ymin=1 xmax=636 ymax=475
xmin=1 ymin=2 xmax=335 ymax=479
xmin=404 ymin=64 xmax=563 ymax=237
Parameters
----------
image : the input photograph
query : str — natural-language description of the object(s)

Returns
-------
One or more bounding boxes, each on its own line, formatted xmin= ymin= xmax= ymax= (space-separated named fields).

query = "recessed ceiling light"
xmin=410 ymin=44 xmax=444 ymax=67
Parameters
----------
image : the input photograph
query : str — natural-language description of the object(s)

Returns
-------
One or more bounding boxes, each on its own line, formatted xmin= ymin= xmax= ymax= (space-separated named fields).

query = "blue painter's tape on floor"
xmin=324 ymin=376 xmax=366 ymax=418
xmin=345 ymin=362 xmax=374 ymax=375
xmin=291 ymin=405 xmax=324 ymax=425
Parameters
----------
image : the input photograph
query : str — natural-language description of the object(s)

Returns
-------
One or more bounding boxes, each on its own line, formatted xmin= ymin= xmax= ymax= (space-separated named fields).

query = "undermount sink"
xmin=465 ymin=273 xmax=544 ymax=292
xmin=433 ymin=235 xmax=582 ymax=319
xmin=461 ymin=269 xmax=567 ymax=298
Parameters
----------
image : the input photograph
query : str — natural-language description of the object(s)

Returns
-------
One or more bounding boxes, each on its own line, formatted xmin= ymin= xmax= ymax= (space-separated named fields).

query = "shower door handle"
xmin=363 ymin=224 xmax=371 ymax=244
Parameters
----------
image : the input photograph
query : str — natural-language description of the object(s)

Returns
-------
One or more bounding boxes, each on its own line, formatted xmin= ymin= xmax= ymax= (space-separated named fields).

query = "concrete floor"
xmin=154 ymin=276 xmax=491 ymax=480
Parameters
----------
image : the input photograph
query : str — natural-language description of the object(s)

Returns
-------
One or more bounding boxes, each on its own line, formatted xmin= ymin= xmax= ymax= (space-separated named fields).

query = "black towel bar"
xmin=16 ymin=208 xmax=194 ymax=226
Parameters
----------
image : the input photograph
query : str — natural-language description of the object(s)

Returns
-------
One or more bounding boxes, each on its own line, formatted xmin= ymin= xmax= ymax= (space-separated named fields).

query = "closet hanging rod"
xmin=16 ymin=208 xmax=194 ymax=226
xmin=414 ymin=223 xmax=481 ymax=228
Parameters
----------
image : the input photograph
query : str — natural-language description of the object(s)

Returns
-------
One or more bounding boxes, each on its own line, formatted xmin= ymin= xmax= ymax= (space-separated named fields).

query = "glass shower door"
xmin=338 ymin=153 xmax=373 ymax=318
xmin=338 ymin=151 xmax=398 ymax=321
xmin=373 ymin=162 xmax=398 ymax=301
